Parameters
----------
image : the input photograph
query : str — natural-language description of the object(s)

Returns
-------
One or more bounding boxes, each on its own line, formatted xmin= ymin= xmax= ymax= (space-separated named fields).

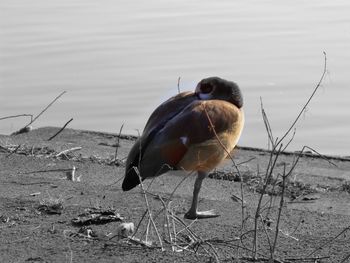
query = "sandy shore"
xmin=0 ymin=127 xmax=349 ymax=262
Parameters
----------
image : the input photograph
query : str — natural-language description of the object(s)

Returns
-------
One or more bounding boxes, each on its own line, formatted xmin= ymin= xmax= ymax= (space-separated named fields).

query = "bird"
xmin=122 ymin=77 xmax=244 ymax=219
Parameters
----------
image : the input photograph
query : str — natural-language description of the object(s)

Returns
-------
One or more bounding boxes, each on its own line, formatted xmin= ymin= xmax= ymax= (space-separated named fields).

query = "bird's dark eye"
xmin=201 ymin=83 xmax=213 ymax=94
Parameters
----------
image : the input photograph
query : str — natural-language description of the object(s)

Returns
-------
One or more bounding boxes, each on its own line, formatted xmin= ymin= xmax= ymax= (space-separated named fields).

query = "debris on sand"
xmin=66 ymin=166 xmax=82 ymax=182
xmin=116 ymin=222 xmax=135 ymax=238
xmin=37 ymin=196 xmax=64 ymax=215
xmin=71 ymin=208 xmax=123 ymax=226
xmin=11 ymin=126 xmax=33 ymax=136
xmin=37 ymin=203 xmax=63 ymax=215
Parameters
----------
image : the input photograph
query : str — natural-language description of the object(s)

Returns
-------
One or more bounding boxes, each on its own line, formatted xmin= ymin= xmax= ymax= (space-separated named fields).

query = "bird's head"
xmin=195 ymin=77 xmax=243 ymax=108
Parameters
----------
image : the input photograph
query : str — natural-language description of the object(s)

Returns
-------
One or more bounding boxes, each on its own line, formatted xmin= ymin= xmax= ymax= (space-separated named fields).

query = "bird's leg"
xmin=184 ymin=171 xmax=219 ymax=220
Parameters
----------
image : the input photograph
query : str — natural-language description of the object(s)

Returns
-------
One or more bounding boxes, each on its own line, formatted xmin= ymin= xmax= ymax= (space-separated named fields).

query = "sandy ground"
xmin=0 ymin=127 xmax=350 ymax=263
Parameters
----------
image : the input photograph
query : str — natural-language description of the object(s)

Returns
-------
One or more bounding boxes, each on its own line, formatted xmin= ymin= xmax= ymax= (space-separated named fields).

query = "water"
xmin=1 ymin=0 xmax=349 ymax=156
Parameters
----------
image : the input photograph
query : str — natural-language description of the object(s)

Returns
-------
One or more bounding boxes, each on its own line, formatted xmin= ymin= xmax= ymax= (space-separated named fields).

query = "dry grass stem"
xmin=48 ymin=118 xmax=73 ymax=141
xmin=260 ymin=97 xmax=275 ymax=149
xmin=271 ymin=165 xmax=287 ymax=260
xmin=132 ymin=210 xmax=148 ymax=239
xmin=55 ymin=147 xmax=82 ymax=157
xmin=307 ymin=225 xmax=350 ymax=257
xmin=134 ymin=167 xmax=164 ymax=250
xmin=63 ymin=230 xmax=74 ymax=263
xmin=27 ymin=91 xmax=67 ymax=128
xmin=277 ymin=51 xmax=327 ymax=146
xmin=157 ymin=196 xmax=173 ymax=248
xmin=0 ymin=114 xmax=33 ymax=122
xmin=114 ymin=123 xmax=124 ymax=162
xmin=248 ymin=52 xmax=329 ymax=260
xmin=177 ymin=77 xmax=181 ymax=93
xmin=6 ymin=91 xmax=66 ymax=135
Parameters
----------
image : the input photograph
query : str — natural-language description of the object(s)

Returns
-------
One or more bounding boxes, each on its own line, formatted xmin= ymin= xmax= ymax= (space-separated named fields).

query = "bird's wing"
xmin=122 ymin=91 xmax=197 ymax=191
xmin=143 ymin=91 xmax=196 ymax=137
xmin=140 ymin=100 xmax=243 ymax=176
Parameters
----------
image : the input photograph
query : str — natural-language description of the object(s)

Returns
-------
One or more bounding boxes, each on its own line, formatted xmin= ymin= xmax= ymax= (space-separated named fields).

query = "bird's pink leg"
xmin=184 ymin=171 xmax=219 ymax=220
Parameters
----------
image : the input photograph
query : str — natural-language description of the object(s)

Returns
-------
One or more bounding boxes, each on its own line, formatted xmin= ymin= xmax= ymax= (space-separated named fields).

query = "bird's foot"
xmin=184 ymin=209 xmax=220 ymax=220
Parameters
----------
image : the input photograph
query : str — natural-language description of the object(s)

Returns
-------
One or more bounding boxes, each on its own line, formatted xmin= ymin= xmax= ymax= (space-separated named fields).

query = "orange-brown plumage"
xmin=122 ymin=77 xmax=244 ymax=219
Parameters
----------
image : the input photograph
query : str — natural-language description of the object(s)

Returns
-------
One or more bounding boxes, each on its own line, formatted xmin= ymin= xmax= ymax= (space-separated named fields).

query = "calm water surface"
xmin=1 ymin=0 xmax=350 ymax=156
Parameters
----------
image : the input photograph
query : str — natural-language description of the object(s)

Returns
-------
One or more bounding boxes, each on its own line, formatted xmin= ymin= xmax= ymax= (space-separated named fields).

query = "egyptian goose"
xmin=122 ymin=77 xmax=244 ymax=219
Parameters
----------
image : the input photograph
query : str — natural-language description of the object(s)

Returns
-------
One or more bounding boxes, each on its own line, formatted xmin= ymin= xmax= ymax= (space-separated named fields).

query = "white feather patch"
xmin=180 ymin=136 xmax=188 ymax=145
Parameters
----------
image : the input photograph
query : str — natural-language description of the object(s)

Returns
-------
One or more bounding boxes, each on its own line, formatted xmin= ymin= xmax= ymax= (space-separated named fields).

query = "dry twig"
xmin=277 ymin=52 xmax=327 ymax=146
xmin=55 ymin=147 xmax=82 ymax=157
xmin=134 ymin=167 xmax=164 ymax=250
xmin=307 ymin=225 xmax=350 ymax=257
xmin=0 ymin=114 xmax=33 ymax=122
xmin=250 ymin=52 xmax=329 ymax=260
xmin=26 ymin=91 xmax=67 ymax=128
xmin=48 ymin=118 xmax=73 ymax=141
xmin=114 ymin=123 xmax=124 ymax=162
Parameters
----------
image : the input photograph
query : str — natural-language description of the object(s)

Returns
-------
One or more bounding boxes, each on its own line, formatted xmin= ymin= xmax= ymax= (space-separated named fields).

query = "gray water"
xmin=1 ymin=0 xmax=350 ymax=156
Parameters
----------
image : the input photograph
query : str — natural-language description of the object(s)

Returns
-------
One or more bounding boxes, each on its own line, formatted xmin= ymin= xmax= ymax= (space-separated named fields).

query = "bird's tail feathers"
xmin=122 ymin=166 xmax=142 ymax=191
